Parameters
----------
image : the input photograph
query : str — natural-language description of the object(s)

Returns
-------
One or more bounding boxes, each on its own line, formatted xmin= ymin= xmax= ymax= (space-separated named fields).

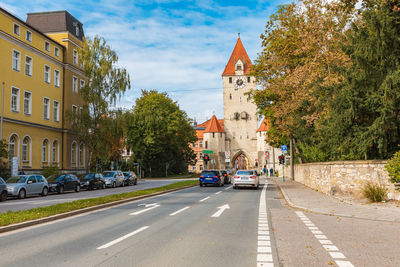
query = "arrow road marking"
xmin=170 ymin=206 xmax=190 ymax=216
xmin=129 ymin=203 xmax=160 ymax=215
xmin=96 ymin=226 xmax=149 ymax=249
xmin=211 ymin=204 xmax=230 ymax=217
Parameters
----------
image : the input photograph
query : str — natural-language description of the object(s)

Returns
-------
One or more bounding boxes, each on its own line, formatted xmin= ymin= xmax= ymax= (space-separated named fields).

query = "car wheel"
xmin=0 ymin=191 xmax=7 ymax=202
xmin=112 ymin=182 xmax=116 ymax=188
xmin=18 ymin=189 xmax=26 ymax=199
xmin=134 ymin=179 xmax=137 ymax=185
xmin=75 ymin=185 xmax=80 ymax=192
xmin=58 ymin=186 xmax=64 ymax=194
xmin=41 ymin=187 xmax=48 ymax=196
xmin=199 ymin=183 xmax=203 ymax=187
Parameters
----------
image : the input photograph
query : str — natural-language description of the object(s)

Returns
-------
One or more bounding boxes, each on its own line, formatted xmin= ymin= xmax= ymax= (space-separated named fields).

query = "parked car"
xmin=47 ymin=174 xmax=81 ymax=194
xmin=199 ymin=170 xmax=224 ymax=187
xmin=80 ymin=173 xmax=106 ymax=190
xmin=0 ymin=177 xmax=7 ymax=201
xmin=6 ymin=175 xmax=48 ymax=199
xmin=220 ymin=170 xmax=231 ymax=184
xmin=232 ymin=170 xmax=259 ymax=189
xmin=123 ymin=171 xmax=137 ymax=186
xmin=103 ymin=171 xmax=125 ymax=188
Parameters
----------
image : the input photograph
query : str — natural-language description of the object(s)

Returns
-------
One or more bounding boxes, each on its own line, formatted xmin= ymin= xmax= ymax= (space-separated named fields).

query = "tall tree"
xmin=323 ymin=0 xmax=400 ymax=159
xmin=68 ymin=36 xmax=130 ymax=171
xmin=127 ymin=90 xmax=196 ymax=177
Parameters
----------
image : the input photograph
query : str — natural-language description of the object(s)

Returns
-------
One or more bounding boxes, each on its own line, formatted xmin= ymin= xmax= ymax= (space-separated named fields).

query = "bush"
xmin=362 ymin=183 xmax=387 ymax=202
xmin=385 ymin=151 xmax=400 ymax=183
xmin=42 ymin=166 xmax=60 ymax=178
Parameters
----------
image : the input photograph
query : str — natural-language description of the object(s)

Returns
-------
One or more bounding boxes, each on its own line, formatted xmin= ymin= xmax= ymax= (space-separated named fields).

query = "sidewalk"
xmin=271 ymin=177 xmax=400 ymax=223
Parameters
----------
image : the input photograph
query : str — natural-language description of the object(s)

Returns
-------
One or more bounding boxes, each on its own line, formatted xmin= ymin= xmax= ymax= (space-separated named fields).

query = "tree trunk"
xmin=293 ymin=138 xmax=303 ymax=164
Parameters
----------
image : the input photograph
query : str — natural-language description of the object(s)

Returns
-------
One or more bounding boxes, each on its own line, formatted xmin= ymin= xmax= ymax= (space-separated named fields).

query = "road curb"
xmin=0 ymin=184 xmax=197 ymax=234
xmin=272 ymin=179 xmax=400 ymax=223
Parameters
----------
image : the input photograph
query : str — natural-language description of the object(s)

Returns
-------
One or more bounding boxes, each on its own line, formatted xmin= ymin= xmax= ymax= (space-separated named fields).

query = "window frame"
xmin=13 ymin=23 xmax=20 ymax=36
xmin=43 ymin=97 xmax=50 ymax=120
xmin=54 ymin=69 xmax=60 ymax=87
xmin=25 ymin=55 xmax=33 ymax=76
xmin=54 ymin=47 xmax=59 ymax=57
xmin=42 ymin=139 xmax=49 ymax=164
xmin=72 ymin=76 xmax=78 ymax=93
xmin=26 ymin=30 xmax=32 ymax=42
xmin=12 ymin=49 xmax=21 ymax=71
xmin=11 ymin=87 xmax=20 ymax=113
xmin=22 ymin=136 xmax=30 ymax=163
xmin=44 ymin=65 xmax=51 ymax=84
xmin=80 ymin=79 xmax=85 ymax=89
xmin=53 ymin=100 xmax=59 ymax=122
xmin=73 ymin=49 xmax=78 ymax=65
xmin=44 ymin=41 xmax=50 ymax=52
xmin=52 ymin=140 xmax=58 ymax=163
xmin=23 ymin=91 xmax=32 ymax=115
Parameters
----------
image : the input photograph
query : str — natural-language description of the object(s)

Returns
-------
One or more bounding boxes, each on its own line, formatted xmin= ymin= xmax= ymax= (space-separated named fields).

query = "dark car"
xmin=123 ymin=171 xmax=137 ymax=186
xmin=47 ymin=174 xmax=81 ymax=194
xmin=199 ymin=170 xmax=224 ymax=187
xmin=220 ymin=170 xmax=231 ymax=184
xmin=80 ymin=173 xmax=106 ymax=190
xmin=0 ymin=177 xmax=7 ymax=201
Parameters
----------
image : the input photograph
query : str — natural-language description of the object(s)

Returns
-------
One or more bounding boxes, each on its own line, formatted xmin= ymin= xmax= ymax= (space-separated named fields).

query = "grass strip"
xmin=0 ymin=180 xmax=198 ymax=227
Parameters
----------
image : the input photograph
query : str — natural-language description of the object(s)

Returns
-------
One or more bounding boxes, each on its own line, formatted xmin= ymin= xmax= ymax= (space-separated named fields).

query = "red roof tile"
xmin=222 ymin=37 xmax=253 ymax=76
xmin=257 ymin=118 xmax=270 ymax=132
xmin=204 ymin=115 xmax=224 ymax=133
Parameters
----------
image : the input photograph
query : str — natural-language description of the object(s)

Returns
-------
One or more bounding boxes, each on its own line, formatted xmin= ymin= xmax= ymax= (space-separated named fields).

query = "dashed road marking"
xmin=199 ymin=196 xmax=210 ymax=202
xmin=97 ymin=226 xmax=149 ymax=249
xmin=169 ymin=206 xmax=190 ymax=216
xmin=215 ymin=191 xmax=222 ymax=195
xmin=295 ymin=211 xmax=354 ymax=267
xmin=257 ymin=182 xmax=274 ymax=267
xmin=225 ymin=185 xmax=233 ymax=190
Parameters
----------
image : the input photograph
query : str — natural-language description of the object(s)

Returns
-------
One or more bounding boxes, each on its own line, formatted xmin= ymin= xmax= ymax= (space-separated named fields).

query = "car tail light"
xmin=224 ymin=174 xmax=227 ymax=176
xmin=213 ymin=175 xmax=218 ymax=178
xmin=234 ymin=176 xmax=240 ymax=178
xmin=250 ymin=176 xmax=256 ymax=179
xmin=200 ymin=175 xmax=204 ymax=178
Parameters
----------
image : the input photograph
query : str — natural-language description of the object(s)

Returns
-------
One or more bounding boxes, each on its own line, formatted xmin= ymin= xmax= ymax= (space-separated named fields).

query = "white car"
xmin=233 ymin=170 xmax=259 ymax=189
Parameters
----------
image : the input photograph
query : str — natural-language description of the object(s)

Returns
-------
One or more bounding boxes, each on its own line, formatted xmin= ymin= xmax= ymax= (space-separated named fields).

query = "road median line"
xmin=0 ymin=181 xmax=197 ymax=234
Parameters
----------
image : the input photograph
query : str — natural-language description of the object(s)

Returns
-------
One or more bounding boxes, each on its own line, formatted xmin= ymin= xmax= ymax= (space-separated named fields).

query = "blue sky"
xmin=1 ymin=0 xmax=289 ymax=123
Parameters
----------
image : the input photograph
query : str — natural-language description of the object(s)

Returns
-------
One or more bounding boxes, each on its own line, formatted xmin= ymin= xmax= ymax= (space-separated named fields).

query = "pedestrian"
xmin=270 ymin=168 xmax=273 ymax=177
xmin=263 ymin=166 xmax=266 ymax=176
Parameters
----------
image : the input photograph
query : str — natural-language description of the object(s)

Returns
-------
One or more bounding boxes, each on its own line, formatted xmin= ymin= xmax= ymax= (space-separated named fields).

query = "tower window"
xmin=236 ymin=65 xmax=242 ymax=71
xmin=247 ymin=77 xmax=250 ymax=83
xmin=229 ymin=77 xmax=232 ymax=83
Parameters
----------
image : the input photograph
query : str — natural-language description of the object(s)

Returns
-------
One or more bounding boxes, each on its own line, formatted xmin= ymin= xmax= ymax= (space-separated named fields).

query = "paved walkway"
xmin=271 ymin=177 xmax=400 ymax=223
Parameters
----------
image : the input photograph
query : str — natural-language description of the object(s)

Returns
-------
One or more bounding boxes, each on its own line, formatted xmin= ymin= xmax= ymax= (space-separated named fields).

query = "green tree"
xmin=323 ymin=0 xmax=400 ymax=160
xmin=0 ymin=139 xmax=9 ymax=178
xmin=127 ymin=90 xmax=196 ymax=177
xmin=68 ymin=36 xmax=130 ymax=171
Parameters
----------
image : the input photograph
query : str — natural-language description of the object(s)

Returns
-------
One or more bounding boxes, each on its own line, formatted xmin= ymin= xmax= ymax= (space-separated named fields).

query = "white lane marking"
xmin=215 ymin=191 xmax=222 ymax=195
xmin=199 ymin=196 xmax=211 ymax=202
xmin=169 ymin=206 xmax=190 ymax=216
xmin=296 ymin=212 xmax=354 ymax=267
xmin=224 ymin=185 xmax=233 ymax=190
xmin=257 ymin=181 xmax=274 ymax=266
xmin=129 ymin=204 xmax=160 ymax=215
xmin=97 ymin=226 xmax=149 ymax=249
xmin=211 ymin=204 xmax=230 ymax=217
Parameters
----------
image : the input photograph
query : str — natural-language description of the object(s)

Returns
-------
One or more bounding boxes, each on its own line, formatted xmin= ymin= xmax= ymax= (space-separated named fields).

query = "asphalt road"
xmin=0 ymin=179 xmax=196 ymax=213
xmin=0 ymin=177 xmax=399 ymax=266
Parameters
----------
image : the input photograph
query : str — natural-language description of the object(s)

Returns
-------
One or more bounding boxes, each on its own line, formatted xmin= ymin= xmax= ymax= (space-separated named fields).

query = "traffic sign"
xmin=281 ymin=145 xmax=287 ymax=154
xmin=225 ymin=151 xmax=230 ymax=159
xmin=225 ymin=159 xmax=230 ymax=163
xmin=202 ymin=150 xmax=213 ymax=154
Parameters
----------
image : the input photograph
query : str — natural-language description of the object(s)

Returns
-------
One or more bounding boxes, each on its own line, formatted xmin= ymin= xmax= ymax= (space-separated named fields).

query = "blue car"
xmin=199 ymin=170 xmax=224 ymax=187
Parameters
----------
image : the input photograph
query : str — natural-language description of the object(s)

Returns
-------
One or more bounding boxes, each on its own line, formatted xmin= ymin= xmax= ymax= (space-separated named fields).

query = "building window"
xmin=71 ymin=142 xmax=77 ymax=165
xmin=24 ymin=91 xmax=32 ymax=115
xmin=72 ymin=105 xmax=78 ymax=114
xmin=9 ymin=135 xmax=17 ymax=160
xmin=80 ymin=80 xmax=85 ymax=89
xmin=43 ymin=97 xmax=50 ymax=120
xmin=73 ymin=49 xmax=78 ymax=65
xmin=72 ymin=76 xmax=78 ymax=93
xmin=199 ymin=141 xmax=203 ymax=148
xmin=42 ymin=139 xmax=49 ymax=164
xmin=54 ymin=70 xmax=60 ymax=87
xmin=13 ymin=23 xmax=20 ymax=36
xmin=12 ymin=50 xmax=21 ymax=71
xmin=44 ymin=65 xmax=51 ymax=83
xmin=26 ymin=30 xmax=32 ymax=42
xmin=229 ymin=77 xmax=232 ymax=83
xmin=45 ymin=41 xmax=50 ymax=52
xmin=52 ymin=140 xmax=58 ymax=163
xmin=199 ymin=153 xmax=203 ymax=159
xmin=22 ymin=136 xmax=30 ymax=162
xmin=11 ymin=87 xmax=20 ymax=112
xmin=205 ymin=141 xmax=208 ymax=148
xmin=53 ymin=101 xmax=59 ymax=122
xmin=247 ymin=77 xmax=251 ymax=83
xmin=78 ymin=144 xmax=84 ymax=166
xmin=54 ymin=47 xmax=59 ymax=57
xmin=25 ymin=56 xmax=32 ymax=76
xmin=236 ymin=64 xmax=242 ymax=71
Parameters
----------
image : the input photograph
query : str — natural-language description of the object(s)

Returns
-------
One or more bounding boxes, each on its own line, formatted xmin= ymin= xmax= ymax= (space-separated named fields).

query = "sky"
xmin=1 ymin=0 xmax=289 ymax=123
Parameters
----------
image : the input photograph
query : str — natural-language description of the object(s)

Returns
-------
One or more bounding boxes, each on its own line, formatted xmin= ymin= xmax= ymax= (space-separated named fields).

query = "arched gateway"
xmin=234 ymin=153 xmax=249 ymax=170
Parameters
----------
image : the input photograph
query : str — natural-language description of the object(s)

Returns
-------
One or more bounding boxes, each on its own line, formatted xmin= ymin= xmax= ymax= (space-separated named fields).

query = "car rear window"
xmin=0 ymin=178 xmax=4 ymax=184
xmin=103 ymin=172 xmax=115 ymax=177
xmin=201 ymin=171 xmax=218 ymax=176
xmin=237 ymin=171 xmax=251 ymax=175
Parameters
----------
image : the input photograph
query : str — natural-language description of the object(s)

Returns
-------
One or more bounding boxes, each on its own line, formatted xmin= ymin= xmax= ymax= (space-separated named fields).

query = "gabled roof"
xmin=204 ymin=115 xmax=224 ymax=133
xmin=222 ymin=37 xmax=253 ymax=76
xmin=257 ymin=118 xmax=270 ymax=132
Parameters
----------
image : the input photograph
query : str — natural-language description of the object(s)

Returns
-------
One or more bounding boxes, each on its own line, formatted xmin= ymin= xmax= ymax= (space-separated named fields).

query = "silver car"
xmin=6 ymin=175 xmax=49 ymax=199
xmin=233 ymin=170 xmax=259 ymax=189
xmin=103 ymin=171 xmax=125 ymax=188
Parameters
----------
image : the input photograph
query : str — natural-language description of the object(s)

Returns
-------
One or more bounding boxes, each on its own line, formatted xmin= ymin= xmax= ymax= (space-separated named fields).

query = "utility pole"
xmin=0 ymin=82 xmax=4 ymax=140
xmin=290 ymin=137 xmax=294 ymax=180
xmin=272 ymin=147 xmax=275 ymax=172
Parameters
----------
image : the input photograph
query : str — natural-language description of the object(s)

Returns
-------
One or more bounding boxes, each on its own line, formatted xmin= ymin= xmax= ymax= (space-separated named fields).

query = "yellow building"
xmin=0 ymin=8 xmax=87 ymax=173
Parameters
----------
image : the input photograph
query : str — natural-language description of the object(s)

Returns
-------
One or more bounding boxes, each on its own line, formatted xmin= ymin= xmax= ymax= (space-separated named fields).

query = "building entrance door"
xmin=234 ymin=154 xmax=248 ymax=170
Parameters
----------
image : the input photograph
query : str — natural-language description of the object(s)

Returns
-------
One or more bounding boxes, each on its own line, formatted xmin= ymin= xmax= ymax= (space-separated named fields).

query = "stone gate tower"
xmin=222 ymin=37 xmax=258 ymax=169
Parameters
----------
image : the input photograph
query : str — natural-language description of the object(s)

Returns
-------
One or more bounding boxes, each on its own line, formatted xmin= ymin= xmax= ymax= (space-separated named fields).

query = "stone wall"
xmin=287 ymin=161 xmax=400 ymax=200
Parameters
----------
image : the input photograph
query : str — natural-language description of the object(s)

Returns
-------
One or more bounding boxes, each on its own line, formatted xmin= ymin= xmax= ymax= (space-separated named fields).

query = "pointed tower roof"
xmin=222 ymin=37 xmax=253 ymax=76
xmin=204 ymin=115 xmax=224 ymax=133
xmin=257 ymin=118 xmax=270 ymax=132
